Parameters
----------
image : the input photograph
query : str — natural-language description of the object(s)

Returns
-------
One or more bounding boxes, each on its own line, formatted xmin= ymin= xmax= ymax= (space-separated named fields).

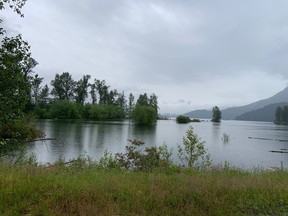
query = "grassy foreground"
xmin=1 ymin=162 xmax=288 ymax=216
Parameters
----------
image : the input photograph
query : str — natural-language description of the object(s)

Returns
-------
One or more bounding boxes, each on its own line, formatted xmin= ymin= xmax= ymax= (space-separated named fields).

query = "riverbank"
xmin=1 ymin=161 xmax=288 ymax=215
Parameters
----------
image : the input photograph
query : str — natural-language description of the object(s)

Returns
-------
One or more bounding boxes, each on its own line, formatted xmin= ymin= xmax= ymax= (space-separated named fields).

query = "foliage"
xmin=275 ymin=105 xmax=288 ymax=124
xmin=1 ymin=159 xmax=288 ymax=215
xmin=0 ymin=118 xmax=43 ymax=154
xmin=128 ymin=93 xmax=135 ymax=118
xmin=132 ymin=105 xmax=157 ymax=125
xmin=0 ymin=35 xmax=33 ymax=123
xmin=178 ymin=126 xmax=211 ymax=168
xmin=115 ymin=139 xmax=173 ymax=172
xmin=85 ymin=104 xmax=125 ymax=120
xmin=0 ymin=0 xmax=27 ymax=35
xmin=176 ymin=115 xmax=191 ymax=123
xmin=212 ymin=106 xmax=222 ymax=122
xmin=74 ymin=74 xmax=91 ymax=105
xmin=49 ymin=100 xmax=81 ymax=119
xmin=50 ymin=72 xmax=76 ymax=100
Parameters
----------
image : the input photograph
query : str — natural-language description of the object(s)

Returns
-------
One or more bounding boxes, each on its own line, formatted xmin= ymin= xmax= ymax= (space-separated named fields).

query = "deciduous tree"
xmin=51 ymin=72 xmax=76 ymax=101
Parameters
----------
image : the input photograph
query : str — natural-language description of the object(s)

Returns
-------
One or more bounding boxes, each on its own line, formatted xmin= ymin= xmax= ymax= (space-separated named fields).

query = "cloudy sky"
xmin=2 ymin=0 xmax=288 ymax=114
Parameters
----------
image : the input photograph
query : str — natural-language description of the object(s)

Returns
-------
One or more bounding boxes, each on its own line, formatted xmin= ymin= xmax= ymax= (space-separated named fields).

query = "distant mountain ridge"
xmin=235 ymin=102 xmax=288 ymax=122
xmin=184 ymin=87 xmax=288 ymax=121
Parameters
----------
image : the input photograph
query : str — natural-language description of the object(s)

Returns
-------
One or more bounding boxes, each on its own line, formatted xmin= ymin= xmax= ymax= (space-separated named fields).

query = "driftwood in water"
xmin=269 ymin=150 xmax=288 ymax=154
xmin=30 ymin=138 xmax=57 ymax=142
xmin=248 ymin=137 xmax=288 ymax=142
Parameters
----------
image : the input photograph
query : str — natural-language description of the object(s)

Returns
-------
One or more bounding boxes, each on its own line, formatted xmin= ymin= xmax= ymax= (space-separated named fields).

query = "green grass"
xmin=1 ymin=162 xmax=288 ymax=215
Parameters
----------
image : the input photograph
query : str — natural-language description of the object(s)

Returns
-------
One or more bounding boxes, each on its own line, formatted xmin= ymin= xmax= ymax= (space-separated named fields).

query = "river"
xmin=24 ymin=119 xmax=288 ymax=169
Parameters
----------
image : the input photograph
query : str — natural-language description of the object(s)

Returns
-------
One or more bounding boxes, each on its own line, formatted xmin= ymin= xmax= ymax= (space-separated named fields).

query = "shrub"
xmin=115 ymin=139 xmax=173 ymax=172
xmin=178 ymin=126 xmax=211 ymax=169
xmin=176 ymin=115 xmax=191 ymax=123
xmin=0 ymin=119 xmax=43 ymax=141
xmin=49 ymin=100 xmax=81 ymax=119
xmin=132 ymin=105 xmax=157 ymax=125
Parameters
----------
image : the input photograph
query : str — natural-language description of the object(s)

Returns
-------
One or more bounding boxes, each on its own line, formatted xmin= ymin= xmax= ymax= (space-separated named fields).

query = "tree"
xmin=38 ymin=84 xmax=50 ymax=106
xmin=0 ymin=0 xmax=43 ymax=145
xmin=30 ymin=74 xmax=43 ymax=105
xmin=0 ymin=0 xmax=27 ymax=35
xmin=282 ymin=106 xmax=288 ymax=123
xmin=94 ymin=79 xmax=109 ymax=104
xmin=178 ymin=126 xmax=210 ymax=168
xmin=0 ymin=35 xmax=33 ymax=123
xmin=149 ymin=93 xmax=159 ymax=117
xmin=128 ymin=93 xmax=134 ymax=118
xmin=275 ymin=106 xmax=283 ymax=123
xmin=132 ymin=105 xmax=157 ymax=125
xmin=51 ymin=72 xmax=76 ymax=100
xmin=116 ymin=91 xmax=126 ymax=110
xmin=137 ymin=93 xmax=149 ymax=106
xmin=212 ymin=106 xmax=222 ymax=122
xmin=90 ymin=83 xmax=97 ymax=104
xmin=74 ymin=74 xmax=91 ymax=105
xmin=176 ymin=115 xmax=191 ymax=124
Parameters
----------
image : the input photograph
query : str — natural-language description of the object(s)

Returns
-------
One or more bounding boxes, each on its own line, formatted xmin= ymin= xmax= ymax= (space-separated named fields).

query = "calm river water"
xmin=25 ymin=119 xmax=288 ymax=169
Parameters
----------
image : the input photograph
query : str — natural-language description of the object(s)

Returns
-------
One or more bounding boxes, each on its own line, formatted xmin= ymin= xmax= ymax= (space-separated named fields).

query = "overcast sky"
xmin=2 ymin=0 xmax=288 ymax=114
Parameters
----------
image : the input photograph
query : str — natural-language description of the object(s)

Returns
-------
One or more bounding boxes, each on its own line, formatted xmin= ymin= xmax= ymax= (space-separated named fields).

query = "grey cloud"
xmin=3 ymin=0 xmax=288 ymax=113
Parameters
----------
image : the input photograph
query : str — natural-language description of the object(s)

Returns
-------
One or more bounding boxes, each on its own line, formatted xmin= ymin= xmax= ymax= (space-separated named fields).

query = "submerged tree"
xmin=212 ymin=106 xmax=222 ymax=122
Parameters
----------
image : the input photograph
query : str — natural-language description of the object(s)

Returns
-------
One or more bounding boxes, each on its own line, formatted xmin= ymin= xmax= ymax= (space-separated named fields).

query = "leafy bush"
xmin=115 ymin=139 xmax=173 ymax=172
xmin=0 ymin=119 xmax=43 ymax=141
xmin=49 ymin=100 xmax=81 ymax=119
xmin=178 ymin=126 xmax=211 ymax=169
xmin=176 ymin=115 xmax=191 ymax=123
xmin=132 ymin=105 xmax=157 ymax=125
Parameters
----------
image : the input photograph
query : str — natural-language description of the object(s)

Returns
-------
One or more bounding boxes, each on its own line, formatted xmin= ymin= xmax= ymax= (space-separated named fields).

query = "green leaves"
xmin=212 ymin=106 xmax=222 ymax=122
xmin=178 ymin=126 xmax=211 ymax=168
xmin=0 ymin=35 xmax=33 ymax=123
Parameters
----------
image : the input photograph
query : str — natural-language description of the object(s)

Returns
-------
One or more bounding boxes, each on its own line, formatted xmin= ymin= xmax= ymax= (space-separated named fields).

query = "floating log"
xmin=248 ymin=137 xmax=288 ymax=142
xmin=269 ymin=150 xmax=288 ymax=154
xmin=30 ymin=138 xmax=57 ymax=142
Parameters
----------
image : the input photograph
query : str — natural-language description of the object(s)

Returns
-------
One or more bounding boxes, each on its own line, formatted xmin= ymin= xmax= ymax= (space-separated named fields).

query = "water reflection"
xmin=25 ymin=119 xmax=288 ymax=169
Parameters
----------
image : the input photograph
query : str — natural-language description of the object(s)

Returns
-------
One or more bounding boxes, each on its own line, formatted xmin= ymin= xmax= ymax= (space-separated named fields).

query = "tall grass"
xmin=0 ymin=159 xmax=288 ymax=215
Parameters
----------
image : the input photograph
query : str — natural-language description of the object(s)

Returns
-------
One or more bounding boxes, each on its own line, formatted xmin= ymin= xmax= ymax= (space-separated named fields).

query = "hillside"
xmin=184 ymin=109 xmax=212 ymax=119
xmin=185 ymin=87 xmax=288 ymax=120
xmin=235 ymin=102 xmax=288 ymax=122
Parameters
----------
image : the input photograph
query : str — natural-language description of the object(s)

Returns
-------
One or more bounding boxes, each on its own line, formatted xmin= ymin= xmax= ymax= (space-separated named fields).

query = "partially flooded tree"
xmin=212 ymin=106 xmax=222 ymax=122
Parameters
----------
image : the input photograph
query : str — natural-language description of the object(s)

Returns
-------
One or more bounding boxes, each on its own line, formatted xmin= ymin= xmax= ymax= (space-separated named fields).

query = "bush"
xmin=178 ymin=126 xmax=211 ymax=169
xmin=176 ymin=115 xmax=191 ymax=123
xmin=0 ymin=119 xmax=43 ymax=141
xmin=132 ymin=105 xmax=157 ymax=125
xmin=49 ymin=100 xmax=81 ymax=119
xmin=115 ymin=139 xmax=173 ymax=172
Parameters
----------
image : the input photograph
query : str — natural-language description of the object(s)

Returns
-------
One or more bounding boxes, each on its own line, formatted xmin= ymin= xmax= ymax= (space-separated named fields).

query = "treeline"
xmin=275 ymin=105 xmax=288 ymax=124
xmin=27 ymin=72 xmax=159 ymax=124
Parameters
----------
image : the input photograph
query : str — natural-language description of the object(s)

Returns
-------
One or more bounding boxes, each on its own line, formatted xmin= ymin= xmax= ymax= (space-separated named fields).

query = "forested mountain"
xmin=235 ymin=102 xmax=288 ymax=122
xmin=185 ymin=87 xmax=288 ymax=120
xmin=184 ymin=109 xmax=212 ymax=119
